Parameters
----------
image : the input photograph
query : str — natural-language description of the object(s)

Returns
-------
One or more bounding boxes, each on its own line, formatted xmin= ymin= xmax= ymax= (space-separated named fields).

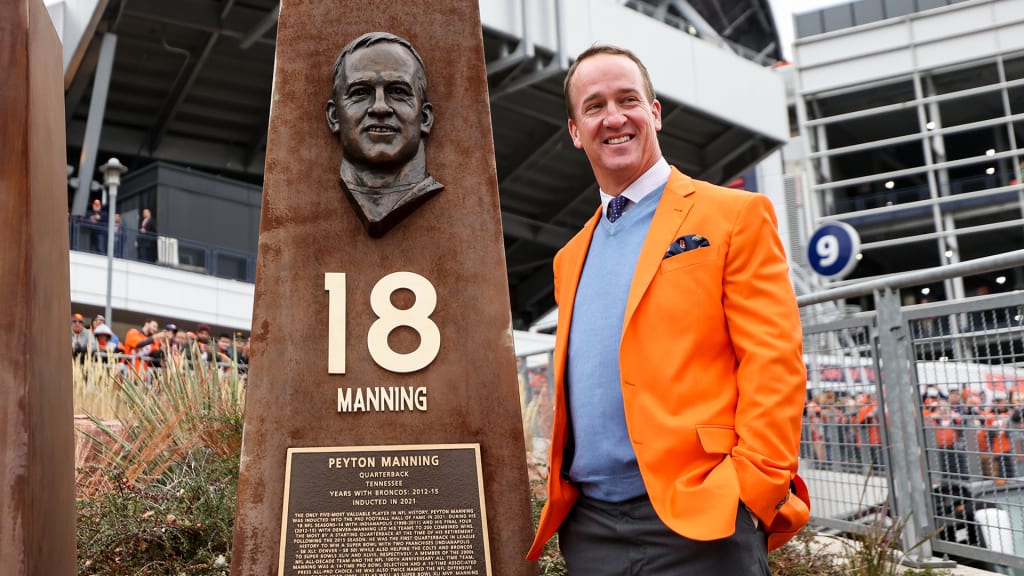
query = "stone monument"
xmin=231 ymin=2 xmax=536 ymax=575
xmin=0 ymin=0 xmax=77 ymax=574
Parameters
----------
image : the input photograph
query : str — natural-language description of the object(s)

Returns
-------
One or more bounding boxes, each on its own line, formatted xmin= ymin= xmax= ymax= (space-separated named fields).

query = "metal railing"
xmin=800 ymin=248 xmax=1024 ymax=572
xmin=68 ymin=216 xmax=257 ymax=282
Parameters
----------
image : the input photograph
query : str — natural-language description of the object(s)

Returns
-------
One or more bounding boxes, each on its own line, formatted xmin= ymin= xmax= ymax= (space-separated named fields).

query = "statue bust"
xmin=326 ymin=32 xmax=443 ymax=237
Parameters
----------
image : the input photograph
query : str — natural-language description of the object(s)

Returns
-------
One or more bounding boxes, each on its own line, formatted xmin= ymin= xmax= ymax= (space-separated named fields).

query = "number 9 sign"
xmin=807 ymin=221 xmax=860 ymax=279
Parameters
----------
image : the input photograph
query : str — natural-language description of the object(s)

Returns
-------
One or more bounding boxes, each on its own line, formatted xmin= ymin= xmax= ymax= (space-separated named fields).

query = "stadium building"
xmin=791 ymin=0 xmax=1024 ymax=306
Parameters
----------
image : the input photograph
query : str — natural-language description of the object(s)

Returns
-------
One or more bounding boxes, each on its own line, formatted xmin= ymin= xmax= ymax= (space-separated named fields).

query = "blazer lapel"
xmin=623 ymin=168 xmax=695 ymax=332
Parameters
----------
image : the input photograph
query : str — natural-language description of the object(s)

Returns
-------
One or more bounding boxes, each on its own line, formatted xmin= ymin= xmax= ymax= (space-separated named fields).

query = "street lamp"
xmin=99 ymin=158 xmax=127 ymax=325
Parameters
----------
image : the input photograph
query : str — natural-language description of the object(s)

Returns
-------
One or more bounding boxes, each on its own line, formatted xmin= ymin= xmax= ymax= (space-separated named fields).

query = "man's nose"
xmin=369 ymin=86 xmax=392 ymax=115
xmin=602 ymin=104 xmax=626 ymax=127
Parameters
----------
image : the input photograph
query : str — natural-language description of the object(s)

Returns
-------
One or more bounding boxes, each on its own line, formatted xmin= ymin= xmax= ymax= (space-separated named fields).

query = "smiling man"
xmin=526 ymin=45 xmax=809 ymax=575
xmin=326 ymin=32 xmax=443 ymax=237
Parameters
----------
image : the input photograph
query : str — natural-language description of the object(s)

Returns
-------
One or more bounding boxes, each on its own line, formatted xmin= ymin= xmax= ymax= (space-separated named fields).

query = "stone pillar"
xmin=231 ymin=1 xmax=536 ymax=575
xmin=0 ymin=0 xmax=77 ymax=574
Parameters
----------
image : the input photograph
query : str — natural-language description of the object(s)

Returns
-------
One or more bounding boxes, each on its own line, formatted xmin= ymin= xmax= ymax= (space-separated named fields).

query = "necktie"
xmin=607 ymin=195 xmax=630 ymax=223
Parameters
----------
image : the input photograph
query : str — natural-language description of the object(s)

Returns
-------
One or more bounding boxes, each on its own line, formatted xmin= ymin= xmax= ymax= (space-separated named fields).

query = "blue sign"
xmin=807 ymin=222 xmax=861 ymax=279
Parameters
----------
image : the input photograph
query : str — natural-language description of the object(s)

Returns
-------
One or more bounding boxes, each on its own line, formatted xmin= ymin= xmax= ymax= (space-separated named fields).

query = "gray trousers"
xmin=558 ymin=494 xmax=770 ymax=576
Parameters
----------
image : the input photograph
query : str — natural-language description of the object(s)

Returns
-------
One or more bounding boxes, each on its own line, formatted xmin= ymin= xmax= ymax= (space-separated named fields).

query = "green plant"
xmin=836 ymin=503 xmax=951 ymax=576
xmin=77 ymin=448 xmax=238 ymax=575
xmin=768 ymin=528 xmax=844 ymax=576
xmin=76 ymin=356 xmax=245 ymax=575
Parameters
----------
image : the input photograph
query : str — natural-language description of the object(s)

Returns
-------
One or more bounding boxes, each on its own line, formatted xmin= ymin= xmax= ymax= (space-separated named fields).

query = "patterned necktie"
xmin=607 ymin=195 xmax=630 ymax=223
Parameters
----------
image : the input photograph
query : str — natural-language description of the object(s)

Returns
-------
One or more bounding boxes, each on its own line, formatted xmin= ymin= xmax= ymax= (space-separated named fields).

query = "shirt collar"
xmin=599 ymin=158 xmax=670 ymax=215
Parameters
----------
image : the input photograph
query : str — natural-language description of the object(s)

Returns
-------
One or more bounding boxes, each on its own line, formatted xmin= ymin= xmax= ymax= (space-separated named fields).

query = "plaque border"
xmin=277 ymin=443 xmax=492 ymax=576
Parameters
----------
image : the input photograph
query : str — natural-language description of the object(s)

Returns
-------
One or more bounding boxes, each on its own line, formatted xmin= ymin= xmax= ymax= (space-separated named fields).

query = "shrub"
xmin=76 ymin=356 xmax=244 ymax=575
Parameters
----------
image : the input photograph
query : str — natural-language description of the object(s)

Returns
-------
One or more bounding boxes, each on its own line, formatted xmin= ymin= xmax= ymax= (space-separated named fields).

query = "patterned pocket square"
xmin=664 ymin=234 xmax=711 ymax=259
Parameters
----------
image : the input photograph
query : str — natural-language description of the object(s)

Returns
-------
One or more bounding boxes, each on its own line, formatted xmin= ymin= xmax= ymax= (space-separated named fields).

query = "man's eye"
xmin=388 ymin=86 xmax=412 ymax=97
xmin=347 ymin=87 xmax=371 ymax=98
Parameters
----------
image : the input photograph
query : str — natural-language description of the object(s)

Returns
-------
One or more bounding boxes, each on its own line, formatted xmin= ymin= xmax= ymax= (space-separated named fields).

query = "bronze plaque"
xmin=279 ymin=444 xmax=491 ymax=576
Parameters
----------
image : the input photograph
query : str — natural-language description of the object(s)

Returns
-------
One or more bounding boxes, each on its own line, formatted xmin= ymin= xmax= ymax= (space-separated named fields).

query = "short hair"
xmin=330 ymin=32 xmax=429 ymax=103
xmin=563 ymin=44 xmax=656 ymax=119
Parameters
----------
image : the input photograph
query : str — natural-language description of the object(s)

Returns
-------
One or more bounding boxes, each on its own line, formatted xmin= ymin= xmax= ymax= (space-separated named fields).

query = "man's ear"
xmin=420 ymin=102 xmax=434 ymax=136
xmin=568 ymin=117 xmax=582 ymax=149
xmin=326 ymin=100 xmax=340 ymax=134
xmin=652 ymin=98 xmax=663 ymax=132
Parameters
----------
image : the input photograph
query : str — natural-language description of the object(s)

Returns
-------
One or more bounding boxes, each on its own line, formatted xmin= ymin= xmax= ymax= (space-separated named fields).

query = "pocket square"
xmin=664 ymin=234 xmax=711 ymax=259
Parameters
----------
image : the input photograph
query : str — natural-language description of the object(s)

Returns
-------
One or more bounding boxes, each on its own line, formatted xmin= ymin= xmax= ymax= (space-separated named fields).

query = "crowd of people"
xmin=71 ymin=312 xmax=248 ymax=373
xmin=74 ymin=198 xmax=158 ymax=262
xmin=805 ymin=386 xmax=1024 ymax=482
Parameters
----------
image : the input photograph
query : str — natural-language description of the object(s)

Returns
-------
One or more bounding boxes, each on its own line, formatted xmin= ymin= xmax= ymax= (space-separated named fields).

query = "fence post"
xmin=875 ymin=287 xmax=937 ymax=561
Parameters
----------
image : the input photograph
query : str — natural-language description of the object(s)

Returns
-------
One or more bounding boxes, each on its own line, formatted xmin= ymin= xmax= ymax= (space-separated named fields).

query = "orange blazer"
xmin=528 ymin=168 xmax=809 ymax=558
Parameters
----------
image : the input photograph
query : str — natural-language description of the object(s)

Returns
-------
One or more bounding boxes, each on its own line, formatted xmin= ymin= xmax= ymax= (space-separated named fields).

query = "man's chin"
xmin=348 ymin=150 xmax=417 ymax=169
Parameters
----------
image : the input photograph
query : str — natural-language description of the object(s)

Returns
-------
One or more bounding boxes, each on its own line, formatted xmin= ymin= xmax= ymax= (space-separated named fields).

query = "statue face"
xmin=329 ymin=42 xmax=433 ymax=169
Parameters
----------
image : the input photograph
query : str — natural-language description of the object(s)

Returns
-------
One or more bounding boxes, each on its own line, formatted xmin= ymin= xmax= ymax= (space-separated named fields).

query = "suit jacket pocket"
xmin=660 ymin=245 xmax=718 ymax=273
xmin=696 ymin=424 xmax=738 ymax=455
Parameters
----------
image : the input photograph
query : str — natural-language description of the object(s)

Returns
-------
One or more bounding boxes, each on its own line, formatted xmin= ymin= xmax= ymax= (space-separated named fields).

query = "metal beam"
xmin=65 ymin=37 xmax=101 ymax=127
xmin=220 ymin=0 xmax=237 ymax=20
xmin=505 ymin=182 xmax=597 ymax=259
xmin=490 ymin=64 xmax=563 ymax=101
xmin=121 ymin=0 xmax=275 ymax=46
xmin=501 ymin=211 xmax=577 ymax=249
xmin=489 ymin=90 xmax=564 ymax=127
xmin=720 ymin=6 xmax=753 ymax=38
xmin=498 ymin=128 xmax=565 ymax=190
xmin=514 ymin=260 xmax=556 ymax=310
xmin=147 ymin=32 xmax=220 ymax=154
xmin=697 ymin=127 xmax=760 ymax=182
xmin=243 ymin=113 xmax=270 ymax=170
xmin=68 ymin=121 xmax=264 ymax=177
xmin=73 ymin=32 xmax=118 ymax=216
xmin=239 ymin=4 xmax=278 ymax=49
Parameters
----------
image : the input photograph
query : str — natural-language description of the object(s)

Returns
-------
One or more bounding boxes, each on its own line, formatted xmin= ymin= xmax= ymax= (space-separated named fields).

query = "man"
xmin=215 ymin=333 xmax=237 ymax=365
xmin=527 ymin=46 xmax=808 ymax=574
xmin=137 ymin=208 xmax=157 ymax=262
xmin=325 ymin=32 xmax=443 ymax=237
xmin=122 ymin=319 xmax=168 ymax=372
xmin=87 ymin=198 xmax=107 ymax=253
xmin=71 ymin=313 xmax=95 ymax=359
xmin=195 ymin=322 xmax=212 ymax=344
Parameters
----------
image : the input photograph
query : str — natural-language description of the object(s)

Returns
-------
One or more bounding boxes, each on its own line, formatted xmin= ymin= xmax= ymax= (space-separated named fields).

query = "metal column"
xmin=71 ymin=32 xmax=117 ymax=216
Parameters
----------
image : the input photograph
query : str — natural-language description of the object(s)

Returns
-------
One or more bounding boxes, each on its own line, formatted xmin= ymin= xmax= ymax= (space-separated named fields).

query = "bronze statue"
xmin=326 ymin=32 xmax=443 ymax=237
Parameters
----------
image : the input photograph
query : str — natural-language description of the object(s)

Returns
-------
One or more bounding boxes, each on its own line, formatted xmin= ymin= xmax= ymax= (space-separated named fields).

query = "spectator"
xmin=137 ymin=208 xmax=158 ymax=262
xmin=71 ymin=313 xmax=96 ymax=359
xmin=166 ymin=327 xmax=191 ymax=371
xmin=122 ymin=319 xmax=168 ymax=373
xmin=947 ymin=387 xmax=964 ymax=415
xmin=87 ymin=198 xmax=107 ymax=253
xmin=930 ymin=401 xmax=966 ymax=478
xmin=235 ymin=333 xmax=250 ymax=366
xmin=217 ymin=333 xmax=245 ymax=367
xmin=91 ymin=314 xmax=120 ymax=348
xmin=92 ymin=324 xmax=119 ymax=357
xmin=114 ymin=213 xmax=125 ymax=258
xmin=196 ymin=323 xmax=211 ymax=344
xmin=857 ymin=394 xmax=884 ymax=472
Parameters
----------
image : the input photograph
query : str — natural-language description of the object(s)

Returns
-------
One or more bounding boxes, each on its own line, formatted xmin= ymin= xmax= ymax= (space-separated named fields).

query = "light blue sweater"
xmin=566 ymin=187 xmax=663 ymax=502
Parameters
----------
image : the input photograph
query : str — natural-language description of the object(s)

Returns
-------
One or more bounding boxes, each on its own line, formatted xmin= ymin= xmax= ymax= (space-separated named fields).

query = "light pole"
xmin=100 ymin=158 xmax=127 ymax=325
